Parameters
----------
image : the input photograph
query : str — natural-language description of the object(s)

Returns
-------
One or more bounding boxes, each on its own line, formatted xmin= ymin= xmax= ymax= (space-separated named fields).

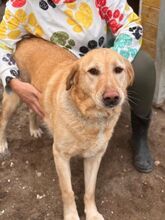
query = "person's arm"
xmin=0 ymin=2 xmax=27 ymax=90
xmin=0 ymin=1 xmax=44 ymax=117
xmin=96 ymin=0 xmax=143 ymax=62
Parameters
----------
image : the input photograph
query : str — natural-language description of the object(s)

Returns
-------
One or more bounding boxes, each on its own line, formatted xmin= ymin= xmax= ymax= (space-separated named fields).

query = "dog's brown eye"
xmin=88 ymin=68 xmax=100 ymax=76
xmin=114 ymin=66 xmax=123 ymax=74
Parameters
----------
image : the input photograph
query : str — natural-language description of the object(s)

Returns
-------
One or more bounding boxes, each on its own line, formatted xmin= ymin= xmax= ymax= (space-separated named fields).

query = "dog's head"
xmin=66 ymin=48 xmax=134 ymax=110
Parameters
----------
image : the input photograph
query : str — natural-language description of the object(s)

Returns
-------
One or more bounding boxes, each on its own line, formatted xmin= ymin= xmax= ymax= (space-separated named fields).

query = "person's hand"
xmin=9 ymin=79 xmax=44 ymax=118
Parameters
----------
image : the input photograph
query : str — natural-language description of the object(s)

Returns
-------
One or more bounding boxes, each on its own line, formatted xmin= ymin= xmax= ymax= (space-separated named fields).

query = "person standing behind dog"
xmin=0 ymin=0 xmax=156 ymax=173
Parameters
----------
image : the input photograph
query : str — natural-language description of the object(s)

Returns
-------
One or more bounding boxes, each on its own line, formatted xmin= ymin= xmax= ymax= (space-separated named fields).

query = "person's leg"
xmin=128 ymin=50 xmax=156 ymax=173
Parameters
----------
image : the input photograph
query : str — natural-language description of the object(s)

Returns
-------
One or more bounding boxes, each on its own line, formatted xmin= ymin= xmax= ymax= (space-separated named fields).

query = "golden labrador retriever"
xmin=0 ymin=38 xmax=134 ymax=220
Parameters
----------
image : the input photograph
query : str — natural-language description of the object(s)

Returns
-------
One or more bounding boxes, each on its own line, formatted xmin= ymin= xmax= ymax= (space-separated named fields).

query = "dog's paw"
xmin=64 ymin=213 xmax=80 ymax=220
xmin=86 ymin=212 xmax=104 ymax=220
xmin=0 ymin=141 xmax=11 ymax=160
xmin=30 ymin=128 xmax=43 ymax=138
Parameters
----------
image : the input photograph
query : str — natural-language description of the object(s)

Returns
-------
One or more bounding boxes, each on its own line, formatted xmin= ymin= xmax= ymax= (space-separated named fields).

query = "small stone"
xmin=36 ymin=194 xmax=46 ymax=200
xmin=154 ymin=160 xmax=160 ymax=166
xmin=111 ymin=211 xmax=114 ymax=214
xmin=7 ymin=179 xmax=10 ymax=183
xmin=25 ymin=160 xmax=29 ymax=165
xmin=36 ymin=171 xmax=42 ymax=177
xmin=1 ymin=161 xmax=5 ymax=166
xmin=143 ymin=181 xmax=147 ymax=185
xmin=0 ymin=210 xmax=5 ymax=215
xmin=10 ymin=162 xmax=14 ymax=167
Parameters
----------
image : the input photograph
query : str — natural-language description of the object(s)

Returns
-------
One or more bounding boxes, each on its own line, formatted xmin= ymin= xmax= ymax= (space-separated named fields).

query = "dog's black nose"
xmin=103 ymin=91 xmax=120 ymax=107
xmin=103 ymin=96 xmax=120 ymax=107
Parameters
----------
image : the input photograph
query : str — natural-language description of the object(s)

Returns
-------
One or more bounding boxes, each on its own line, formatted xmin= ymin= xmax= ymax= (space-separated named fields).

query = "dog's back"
xmin=14 ymin=38 xmax=77 ymax=92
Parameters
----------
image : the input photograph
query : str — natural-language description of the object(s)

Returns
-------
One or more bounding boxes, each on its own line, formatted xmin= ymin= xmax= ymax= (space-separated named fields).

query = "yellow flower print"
xmin=0 ymin=20 xmax=7 ymax=32
xmin=75 ymin=3 xmax=93 ymax=28
xmin=0 ymin=32 xmax=6 ymax=40
xmin=123 ymin=13 xmax=141 ymax=29
xmin=15 ymin=9 xmax=27 ymax=23
xmin=66 ymin=2 xmax=76 ymax=9
xmin=7 ymin=30 xmax=21 ymax=39
xmin=4 ymin=9 xmax=12 ymax=20
xmin=8 ymin=17 xmax=20 ymax=30
xmin=65 ymin=9 xmax=82 ymax=32
xmin=0 ymin=20 xmax=7 ymax=39
xmin=0 ymin=9 xmax=27 ymax=40
xmin=28 ymin=13 xmax=37 ymax=26
xmin=5 ymin=9 xmax=27 ymax=31
xmin=25 ymin=13 xmax=44 ymax=37
xmin=0 ymin=9 xmax=44 ymax=41
xmin=124 ymin=4 xmax=141 ymax=26
xmin=127 ymin=12 xmax=140 ymax=23
xmin=64 ymin=2 xmax=93 ymax=33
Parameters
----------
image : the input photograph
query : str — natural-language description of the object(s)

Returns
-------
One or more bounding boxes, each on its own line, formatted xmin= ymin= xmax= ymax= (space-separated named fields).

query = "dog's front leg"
xmin=84 ymin=152 xmax=105 ymax=220
xmin=53 ymin=146 xmax=80 ymax=220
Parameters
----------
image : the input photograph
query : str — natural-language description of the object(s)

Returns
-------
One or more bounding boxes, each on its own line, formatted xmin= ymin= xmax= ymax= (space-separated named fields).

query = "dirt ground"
xmin=0 ymin=103 xmax=165 ymax=220
xmin=0 ymin=3 xmax=165 ymax=220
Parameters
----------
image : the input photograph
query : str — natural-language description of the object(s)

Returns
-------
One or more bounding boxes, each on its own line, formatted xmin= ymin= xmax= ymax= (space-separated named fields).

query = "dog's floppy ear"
xmin=125 ymin=59 xmax=134 ymax=87
xmin=66 ymin=62 xmax=79 ymax=90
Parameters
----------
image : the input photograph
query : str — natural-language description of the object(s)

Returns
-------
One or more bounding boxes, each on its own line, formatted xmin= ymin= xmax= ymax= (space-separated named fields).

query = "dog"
xmin=0 ymin=38 xmax=134 ymax=220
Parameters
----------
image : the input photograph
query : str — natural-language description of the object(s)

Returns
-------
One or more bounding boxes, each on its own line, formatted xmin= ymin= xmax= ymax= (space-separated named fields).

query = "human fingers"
xmin=29 ymin=102 xmax=44 ymax=119
xmin=30 ymin=86 xmax=42 ymax=100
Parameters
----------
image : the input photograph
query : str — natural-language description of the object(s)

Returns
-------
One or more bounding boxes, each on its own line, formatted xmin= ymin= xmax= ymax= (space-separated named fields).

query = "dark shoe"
xmin=131 ymin=111 xmax=154 ymax=173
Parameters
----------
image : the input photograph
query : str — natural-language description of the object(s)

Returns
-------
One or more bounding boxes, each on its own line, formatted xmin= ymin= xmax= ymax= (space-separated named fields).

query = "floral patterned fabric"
xmin=0 ymin=0 xmax=143 ymax=89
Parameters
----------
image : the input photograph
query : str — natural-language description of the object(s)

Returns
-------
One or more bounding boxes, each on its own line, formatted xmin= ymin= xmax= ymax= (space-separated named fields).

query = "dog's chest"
xmin=83 ymin=124 xmax=107 ymax=157
xmin=54 ymin=114 xmax=113 ymax=158
xmin=96 ymin=123 xmax=106 ymax=147
xmin=82 ymin=121 xmax=108 ymax=157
